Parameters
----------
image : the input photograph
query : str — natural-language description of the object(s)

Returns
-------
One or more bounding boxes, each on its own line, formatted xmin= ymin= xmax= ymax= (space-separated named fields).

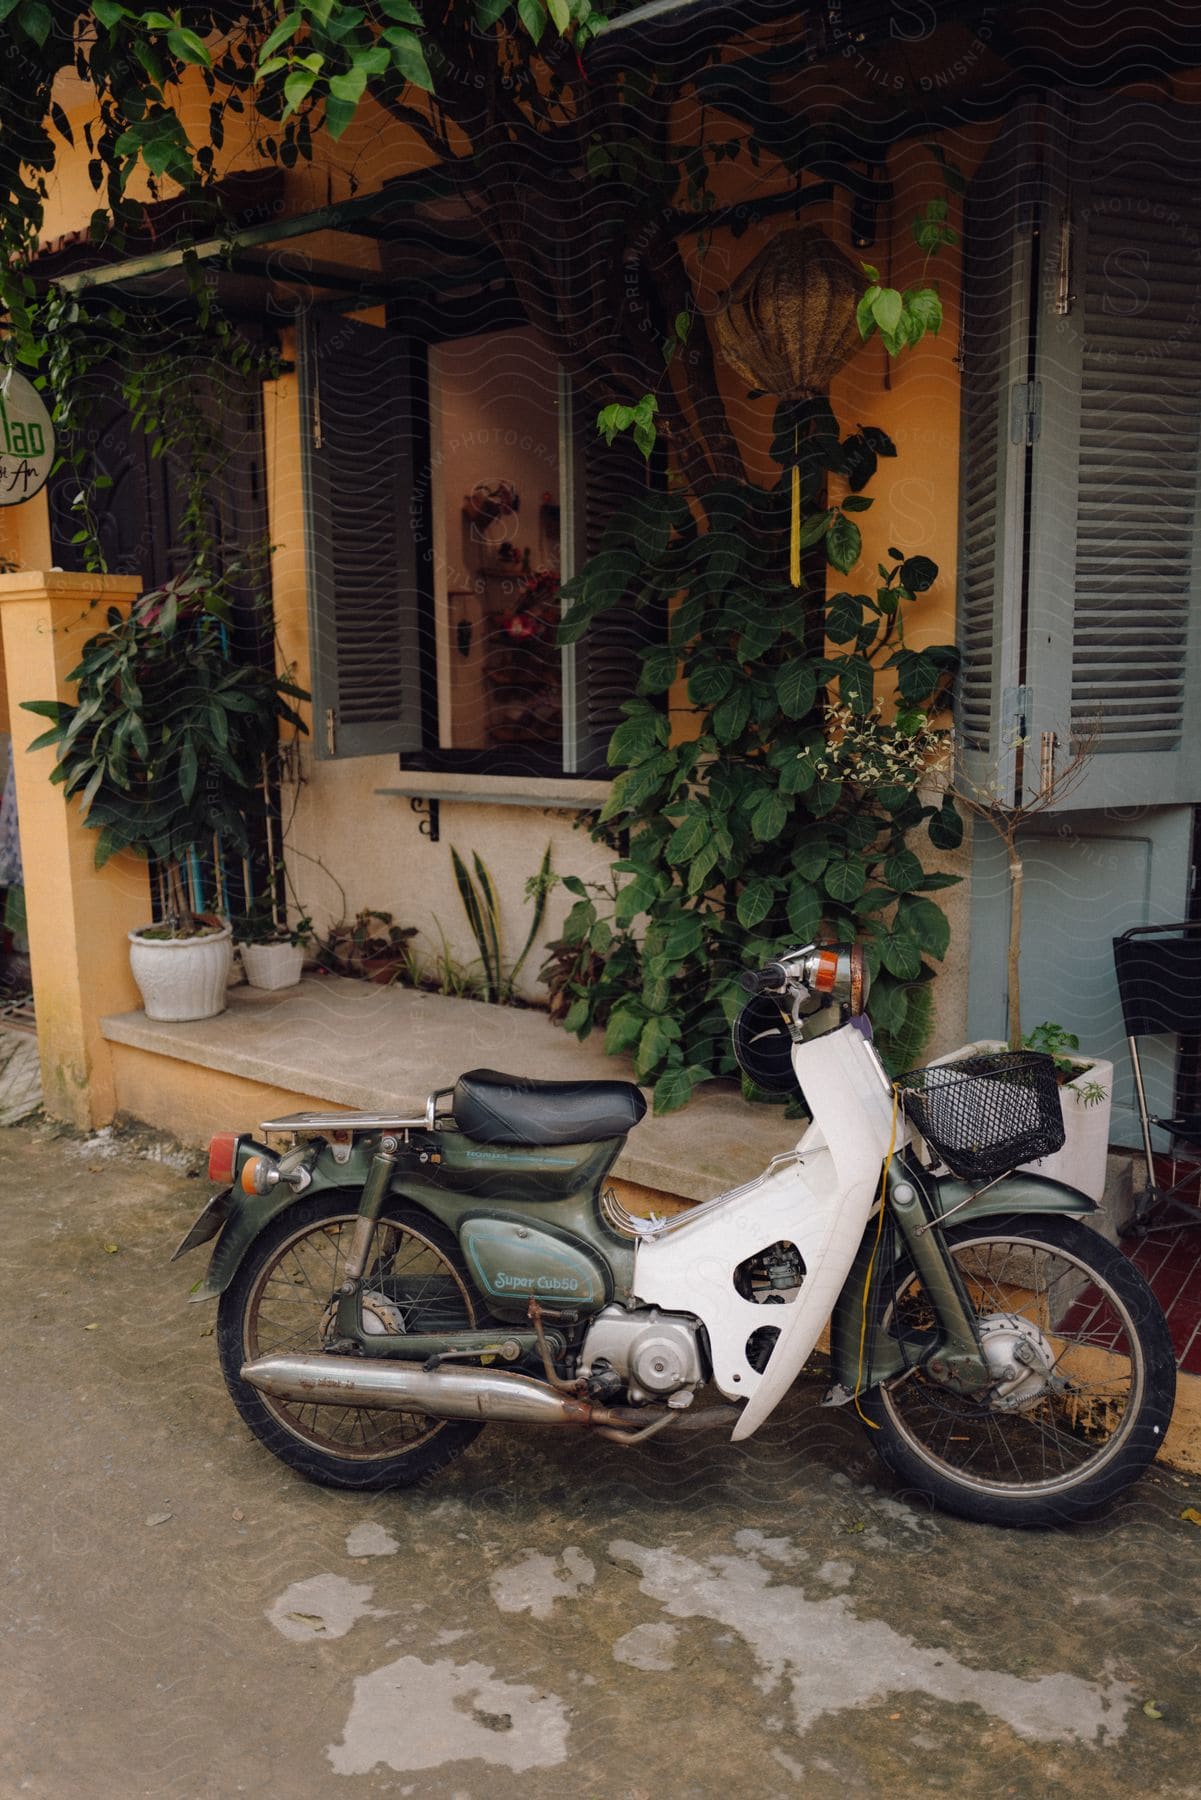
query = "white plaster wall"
xmin=282 ymin=749 xmax=615 ymax=1002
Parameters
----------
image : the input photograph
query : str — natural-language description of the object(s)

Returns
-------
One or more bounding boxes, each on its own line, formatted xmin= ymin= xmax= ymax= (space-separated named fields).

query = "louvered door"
xmin=1027 ymin=97 xmax=1201 ymax=809
xmin=300 ymin=314 xmax=423 ymax=759
xmin=956 ymin=106 xmax=1039 ymax=798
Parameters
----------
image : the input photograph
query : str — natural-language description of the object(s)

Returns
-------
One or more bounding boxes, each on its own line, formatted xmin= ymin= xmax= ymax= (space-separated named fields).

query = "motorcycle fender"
xmin=186 ymin=1181 xmax=360 ymax=1302
xmin=933 ymin=1170 xmax=1098 ymax=1221
xmin=827 ymin=1172 xmax=1099 ymax=1396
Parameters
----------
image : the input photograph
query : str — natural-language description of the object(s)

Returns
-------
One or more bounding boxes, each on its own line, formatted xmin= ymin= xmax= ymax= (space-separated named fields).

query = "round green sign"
xmin=0 ymin=368 xmax=55 ymax=507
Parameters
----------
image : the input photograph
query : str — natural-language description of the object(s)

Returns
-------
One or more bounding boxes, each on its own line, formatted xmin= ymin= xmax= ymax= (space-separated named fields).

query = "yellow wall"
xmin=22 ymin=64 xmax=990 ymax=1042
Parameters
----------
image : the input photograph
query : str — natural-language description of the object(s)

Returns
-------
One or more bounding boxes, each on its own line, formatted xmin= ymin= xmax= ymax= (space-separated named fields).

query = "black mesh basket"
xmin=896 ymin=1051 xmax=1066 ymax=1183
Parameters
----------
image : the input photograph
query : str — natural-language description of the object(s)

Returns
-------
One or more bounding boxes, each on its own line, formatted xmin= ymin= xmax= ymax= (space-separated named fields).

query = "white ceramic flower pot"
xmin=931 ymin=1040 xmax=1113 ymax=1203
xmin=128 ymin=921 xmax=233 ymax=1022
xmin=239 ymin=939 xmax=305 ymax=992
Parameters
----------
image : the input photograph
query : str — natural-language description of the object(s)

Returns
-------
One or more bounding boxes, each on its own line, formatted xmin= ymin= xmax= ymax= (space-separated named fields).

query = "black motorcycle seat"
xmin=453 ymin=1068 xmax=647 ymax=1147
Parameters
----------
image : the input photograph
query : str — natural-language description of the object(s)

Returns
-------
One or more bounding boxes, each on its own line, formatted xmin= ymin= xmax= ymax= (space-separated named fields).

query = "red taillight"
xmin=208 ymin=1132 xmax=241 ymax=1183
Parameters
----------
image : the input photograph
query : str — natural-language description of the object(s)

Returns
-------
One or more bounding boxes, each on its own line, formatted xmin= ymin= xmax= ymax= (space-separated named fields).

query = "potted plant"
xmin=318 ymin=909 xmax=418 ymax=986
xmin=23 ymin=567 xmax=308 ymax=1021
xmin=231 ymin=892 xmax=313 ymax=992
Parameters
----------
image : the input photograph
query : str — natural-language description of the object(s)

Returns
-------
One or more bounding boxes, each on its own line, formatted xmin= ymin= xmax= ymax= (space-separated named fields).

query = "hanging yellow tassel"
xmin=789 ymin=427 xmax=801 ymax=587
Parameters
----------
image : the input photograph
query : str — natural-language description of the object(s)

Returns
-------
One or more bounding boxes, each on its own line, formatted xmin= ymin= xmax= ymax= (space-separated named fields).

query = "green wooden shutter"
xmin=299 ymin=314 xmax=423 ymax=759
xmin=955 ymin=104 xmax=1038 ymax=798
xmin=1026 ymin=97 xmax=1201 ymax=809
xmin=562 ymin=380 xmax=661 ymax=776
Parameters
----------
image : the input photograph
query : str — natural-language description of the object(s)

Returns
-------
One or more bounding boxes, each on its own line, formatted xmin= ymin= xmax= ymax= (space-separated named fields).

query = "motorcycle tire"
xmin=216 ymin=1191 xmax=490 ymax=1490
xmin=857 ymin=1213 xmax=1176 ymax=1528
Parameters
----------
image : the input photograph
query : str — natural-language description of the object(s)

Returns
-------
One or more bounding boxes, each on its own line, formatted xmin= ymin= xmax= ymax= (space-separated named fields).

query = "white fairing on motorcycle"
xmin=631 ymin=1023 xmax=897 ymax=1440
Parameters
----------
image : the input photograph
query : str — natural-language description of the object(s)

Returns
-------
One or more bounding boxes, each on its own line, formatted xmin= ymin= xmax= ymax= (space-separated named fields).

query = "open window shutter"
xmin=955 ymin=105 xmax=1038 ymax=797
xmin=300 ymin=314 xmax=422 ymax=759
xmin=1027 ymin=97 xmax=1201 ymax=809
xmin=563 ymin=385 xmax=663 ymax=776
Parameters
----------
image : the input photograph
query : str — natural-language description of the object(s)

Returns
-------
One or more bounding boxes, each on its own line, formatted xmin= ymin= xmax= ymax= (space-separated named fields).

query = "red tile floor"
xmin=1121 ymin=1156 xmax=1201 ymax=1376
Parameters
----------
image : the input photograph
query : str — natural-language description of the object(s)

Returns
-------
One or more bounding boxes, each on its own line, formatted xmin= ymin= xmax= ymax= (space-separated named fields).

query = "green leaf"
xmin=638 ymin=647 xmax=678 ymax=695
xmin=283 ymin=67 xmax=318 ymax=111
xmin=895 ymin=648 xmax=939 ymax=703
xmin=92 ymin=0 xmax=127 ymax=24
xmin=260 ymin=11 xmax=302 ymax=62
xmin=737 ymin=876 xmax=775 ymax=931
xmin=883 ymin=849 xmax=924 ymax=893
xmin=178 ymin=739 xmax=198 ymax=804
xmin=778 ymin=754 xmax=815 ymax=796
xmin=379 ymin=0 xmax=424 ymax=18
xmin=711 ymin=686 xmax=752 ymax=745
xmin=750 ymin=790 xmax=788 ymax=843
xmin=824 ymin=855 xmax=866 ymax=904
xmin=906 ymin=287 xmax=943 ymax=334
xmin=548 ymin=0 xmax=570 ymax=27
xmin=687 ymin=841 xmax=720 ymax=896
xmin=636 ymin=1014 xmax=674 ymax=1079
xmin=167 ymin=26 xmax=212 ymax=67
xmin=871 ymin=287 xmax=903 ymax=335
xmin=898 ymin=895 xmax=950 ymax=959
xmin=605 ymin=1004 xmax=646 ymax=1055
xmin=667 ymin=811 xmax=709 ymax=864
xmin=881 ymin=930 xmax=923 ymax=981
xmin=663 ymin=912 xmax=704 ymax=959
xmin=324 ymin=94 xmax=357 ymax=138
xmin=868 ymin=978 xmax=908 ymax=1037
xmin=609 ymin=712 xmax=660 ymax=766
xmin=775 ymin=659 xmax=817 ymax=720
xmin=899 ymin=554 xmax=939 ymax=593
xmin=826 ymin=592 xmax=863 ymax=644
xmin=688 ymin=662 xmax=734 ymax=708
xmin=383 ymin=26 xmax=434 ymax=87
xmin=928 ymin=797 xmax=964 ymax=851
xmin=329 ymin=64 xmax=368 ymax=103
xmin=786 ymin=880 xmax=821 ymax=940
xmin=517 ymin=0 xmax=546 ymax=39
xmin=615 ymin=874 xmax=657 ymax=927
xmin=840 ymin=494 xmax=874 ymax=513
xmin=856 ymin=285 xmax=881 ymax=339
xmin=825 ymin=513 xmax=862 ymax=575
xmin=838 ymin=657 xmax=873 ymax=714
xmin=563 ymin=998 xmax=590 ymax=1035
xmin=475 ymin=0 xmax=511 ymax=22
xmin=654 ymin=1064 xmax=708 ymax=1114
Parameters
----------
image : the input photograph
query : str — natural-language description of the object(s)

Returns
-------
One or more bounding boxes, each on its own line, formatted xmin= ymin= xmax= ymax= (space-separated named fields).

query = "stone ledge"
xmin=100 ymin=973 xmax=803 ymax=1201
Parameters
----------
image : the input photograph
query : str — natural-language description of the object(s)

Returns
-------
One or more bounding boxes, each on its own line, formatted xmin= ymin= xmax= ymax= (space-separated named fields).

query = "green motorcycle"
xmin=176 ymin=943 xmax=1176 ymax=1527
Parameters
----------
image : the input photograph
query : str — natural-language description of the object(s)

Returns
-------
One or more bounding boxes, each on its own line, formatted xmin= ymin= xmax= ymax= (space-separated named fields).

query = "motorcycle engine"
xmin=577 ymin=1305 xmax=704 ymax=1405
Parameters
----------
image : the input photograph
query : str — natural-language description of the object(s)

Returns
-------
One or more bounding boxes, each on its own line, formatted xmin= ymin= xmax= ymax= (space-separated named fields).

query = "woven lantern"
xmin=713 ymin=226 xmax=864 ymax=585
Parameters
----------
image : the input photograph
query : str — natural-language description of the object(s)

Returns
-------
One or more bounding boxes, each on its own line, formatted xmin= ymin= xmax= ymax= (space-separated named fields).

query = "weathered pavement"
xmin=2 ymin=1120 xmax=1199 ymax=1800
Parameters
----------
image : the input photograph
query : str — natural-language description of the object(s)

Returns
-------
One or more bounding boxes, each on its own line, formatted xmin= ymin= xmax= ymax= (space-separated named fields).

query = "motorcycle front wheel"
xmin=857 ymin=1214 xmax=1176 ymax=1527
xmin=216 ymin=1192 xmax=488 ymax=1490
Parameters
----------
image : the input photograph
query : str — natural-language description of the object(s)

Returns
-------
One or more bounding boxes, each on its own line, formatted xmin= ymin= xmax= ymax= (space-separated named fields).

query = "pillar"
xmin=0 ymin=571 xmax=149 ymax=1127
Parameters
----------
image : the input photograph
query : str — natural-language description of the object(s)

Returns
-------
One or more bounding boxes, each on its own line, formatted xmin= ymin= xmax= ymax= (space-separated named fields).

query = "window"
xmin=300 ymin=310 xmax=658 ymax=777
xmin=958 ymin=96 xmax=1201 ymax=811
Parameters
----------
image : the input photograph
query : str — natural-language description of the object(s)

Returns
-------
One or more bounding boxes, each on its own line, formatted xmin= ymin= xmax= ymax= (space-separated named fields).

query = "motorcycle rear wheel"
xmin=217 ymin=1192 xmax=488 ymax=1489
xmin=857 ymin=1214 xmax=1176 ymax=1527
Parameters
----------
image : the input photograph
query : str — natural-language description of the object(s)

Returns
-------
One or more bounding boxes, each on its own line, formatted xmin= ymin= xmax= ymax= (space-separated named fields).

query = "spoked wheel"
xmin=217 ymin=1192 xmax=488 ymax=1489
xmin=858 ymin=1214 xmax=1177 ymax=1527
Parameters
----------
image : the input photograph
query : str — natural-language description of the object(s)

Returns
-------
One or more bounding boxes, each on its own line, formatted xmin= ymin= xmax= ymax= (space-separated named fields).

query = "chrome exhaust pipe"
xmin=242 ymin=1352 xmax=603 ymax=1427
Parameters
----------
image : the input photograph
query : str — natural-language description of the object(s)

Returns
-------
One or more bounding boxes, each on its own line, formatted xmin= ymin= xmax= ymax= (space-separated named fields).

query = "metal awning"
xmin=51 ymin=173 xmax=512 ymax=320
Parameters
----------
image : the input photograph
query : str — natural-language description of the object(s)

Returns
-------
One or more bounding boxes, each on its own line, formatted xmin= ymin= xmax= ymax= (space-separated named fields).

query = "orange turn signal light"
xmin=810 ymin=949 xmax=840 ymax=993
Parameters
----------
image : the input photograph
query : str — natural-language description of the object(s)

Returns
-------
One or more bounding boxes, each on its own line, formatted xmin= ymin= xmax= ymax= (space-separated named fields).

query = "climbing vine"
xmin=545 ymin=398 xmax=961 ymax=1112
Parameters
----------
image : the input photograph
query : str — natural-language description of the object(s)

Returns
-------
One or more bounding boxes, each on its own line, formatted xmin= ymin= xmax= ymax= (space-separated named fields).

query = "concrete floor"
xmin=2 ymin=1120 xmax=1200 ymax=1800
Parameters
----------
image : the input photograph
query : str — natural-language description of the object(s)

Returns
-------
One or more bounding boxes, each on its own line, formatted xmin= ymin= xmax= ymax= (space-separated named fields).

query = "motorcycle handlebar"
xmin=737 ymin=962 xmax=790 ymax=996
